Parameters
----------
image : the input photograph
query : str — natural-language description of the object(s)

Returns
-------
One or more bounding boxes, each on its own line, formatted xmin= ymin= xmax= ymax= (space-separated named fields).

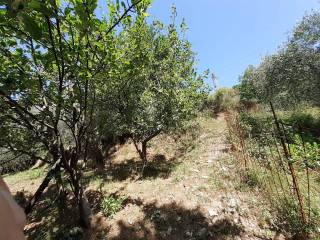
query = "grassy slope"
xmin=5 ymin=113 xmax=276 ymax=240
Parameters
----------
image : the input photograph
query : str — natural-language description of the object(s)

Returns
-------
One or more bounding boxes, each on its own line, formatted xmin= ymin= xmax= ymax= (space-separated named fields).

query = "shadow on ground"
xmin=22 ymin=187 xmax=244 ymax=240
xmin=109 ymin=197 xmax=244 ymax=240
xmin=82 ymin=153 xmax=183 ymax=187
xmin=20 ymin=185 xmax=83 ymax=240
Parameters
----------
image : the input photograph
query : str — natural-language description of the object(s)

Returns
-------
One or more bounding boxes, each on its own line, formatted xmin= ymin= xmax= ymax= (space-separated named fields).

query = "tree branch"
xmin=105 ymin=0 xmax=143 ymax=35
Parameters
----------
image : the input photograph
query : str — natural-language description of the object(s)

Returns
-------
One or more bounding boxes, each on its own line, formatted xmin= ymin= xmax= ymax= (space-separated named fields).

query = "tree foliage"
xmin=96 ymin=13 xmax=208 ymax=168
xmin=0 ymin=0 xmax=207 ymax=227
xmin=0 ymin=0 xmax=151 ymax=226
xmin=238 ymin=11 xmax=320 ymax=108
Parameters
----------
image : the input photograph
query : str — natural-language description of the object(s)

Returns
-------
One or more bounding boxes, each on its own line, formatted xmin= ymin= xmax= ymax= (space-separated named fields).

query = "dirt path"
xmin=92 ymin=115 xmax=274 ymax=240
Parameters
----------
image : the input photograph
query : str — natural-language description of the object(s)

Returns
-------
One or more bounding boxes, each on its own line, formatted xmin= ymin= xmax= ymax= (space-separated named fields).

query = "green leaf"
xmin=28 ymin=0 xmax=41 ymax=11
xmin=20 ymin=13 xmax=42 ymax=40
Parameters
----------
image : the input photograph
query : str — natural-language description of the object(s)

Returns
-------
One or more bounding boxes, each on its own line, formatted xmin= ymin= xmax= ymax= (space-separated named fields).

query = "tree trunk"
xmin=132 ymin=138 xmax=148 ymax=176
xmin=75 ymin=183 xmax=92 ymax=228
xmin=141 ymin=141 xmax=147 ymax=175
xmin=95 ymin=147 xmax=105 ymax=174
xmin=25 ymin=160 xmax=61 ymax=215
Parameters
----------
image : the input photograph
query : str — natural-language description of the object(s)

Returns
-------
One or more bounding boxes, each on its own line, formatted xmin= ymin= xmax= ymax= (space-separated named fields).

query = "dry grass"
xmin=4 ymin=166 xmax=46 ymax=194
xmin=5 ymin=113 xmax=277 ymax=240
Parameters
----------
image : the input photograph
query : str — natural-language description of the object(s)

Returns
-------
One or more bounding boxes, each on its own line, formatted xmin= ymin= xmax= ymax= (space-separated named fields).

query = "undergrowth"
xmin=227 ymin=106 xmax=320 ymax=238
xmin=100 ymin=195 xmax=126 ymax=219
xmin=273 ymin=197 xmax=320 ymax=238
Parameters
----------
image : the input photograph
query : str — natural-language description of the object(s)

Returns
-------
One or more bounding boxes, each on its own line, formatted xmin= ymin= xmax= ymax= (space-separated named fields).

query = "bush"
xmin=0 ymin=149 xmax=35 ymax=174
xmin=201 ymin=94 xmax=215 ymax=111
xmin=100 ymin=195 xmax=126 ymax=218
xmin=283 ymin=109 xmax=320 ymax=137
xmin=290 ymin=134 xmax=320 ymax=170
xmin=211 ymin=88 xmax=240 ymax=113
xmin=238 ymin=110 xmax=273 ymax=139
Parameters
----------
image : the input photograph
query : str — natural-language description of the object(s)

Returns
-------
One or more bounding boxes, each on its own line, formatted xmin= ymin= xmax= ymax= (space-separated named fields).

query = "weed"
xmin=208 ymin=173 xmax=224 ymax=189
xmin=258 ymin=208 xmax=273 ymax=228
xmin=274 ymin=197 xmax=320 ymax=238
xmin=235 ymin=169 xmax=265 ymax=191
xmin=90 ymin=175 xmax=104 ymax=187
xmin=101 ymin=195 xmax=126 ymax=218
xmin=27 ymin=168 xmax=43 ymax=180
xmin=171 ymin=163 xmax=187 ymax=182
xmin=242 ymin=168 xmax=264 ymax=188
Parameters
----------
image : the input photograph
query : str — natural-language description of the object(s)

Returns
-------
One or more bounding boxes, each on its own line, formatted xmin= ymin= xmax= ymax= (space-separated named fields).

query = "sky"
xmin=147 ymin=0 xmax=320 ymax=89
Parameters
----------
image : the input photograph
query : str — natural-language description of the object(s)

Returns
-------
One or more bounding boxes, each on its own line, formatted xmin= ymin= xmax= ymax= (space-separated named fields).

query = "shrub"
xmin=238 ymin=110 xmax=273 ymax=139
xmin=211 ymin=88 xmax=240 ymax=113
xmin=101 ymin=195 xmax=126 ymax=218
xmin=290 ymin=134 xmax=320 ymax=170
xmin=283 ymin=110 xmax=320 ymax=137
xmin=0 ymin=149 xmax=35 ymax=174
xmin=201 ymin=94 xmax=215 ymax=111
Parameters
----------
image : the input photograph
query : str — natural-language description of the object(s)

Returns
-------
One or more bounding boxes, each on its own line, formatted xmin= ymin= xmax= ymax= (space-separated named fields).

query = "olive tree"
xmin=239 ymin=11 xmax=320 ymax=108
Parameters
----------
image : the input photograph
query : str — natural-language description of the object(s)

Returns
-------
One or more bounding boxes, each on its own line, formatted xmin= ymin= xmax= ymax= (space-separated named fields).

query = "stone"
xmin=185 ymin=230 xmax=193 ymax=237
xmin=198 ymin=228 xmax=207 ymax=237
xmin=228 ymin=198 xmax=238 ymax=208
xmin=208 ymin=209 xmax=218 ymax=217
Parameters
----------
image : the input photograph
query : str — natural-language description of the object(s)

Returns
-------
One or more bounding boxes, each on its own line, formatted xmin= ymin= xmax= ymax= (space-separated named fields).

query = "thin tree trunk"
xmin=95 ymin=147 xmax=105 ymax=173
xmin=141 ymin=141 xmax=147 ymax=176
xmin=78 ymin=186 xmax=92 ymax=228
xmin=25 ymin=160 xmax=61 ymax=215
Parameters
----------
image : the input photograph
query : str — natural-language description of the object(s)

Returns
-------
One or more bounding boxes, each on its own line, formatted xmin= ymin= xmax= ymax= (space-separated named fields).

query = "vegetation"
xmin=203 ymin=87 xmax=240 ymax=114
xmin=0 ymin=0 xmax=319 ymax=239
xmin=0 ymin=0 xmax=207 ymax=229
xmin=221 ymin=10 xmax=320 ymax=239
xmin=97 ymin=12 xmax=208 ymax=171
xmin=101 ymin=195 xmax=126 ymax=218
xmin=238 ymin=11 xmax=320 ymax=108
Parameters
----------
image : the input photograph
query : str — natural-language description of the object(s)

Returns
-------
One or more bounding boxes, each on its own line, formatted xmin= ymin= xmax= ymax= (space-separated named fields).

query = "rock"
xmin=128 ymin=219 xmax=133 ymax=225
xmin=273 ymin=232 xmax=286 ymax=240
xmin=198 ymin=228 xmax=207 ymax=237
xmin=228 ymin=198 xmax=238 ymax=208
xmin=185 ymin=230 xmax=193 ymax=237
xmin=167 ymin=226 xmax=173 ymax=235
xmin=196 ymin=192 xmax=204 ymax=197
xmin=208 ymin=209 xmax=218 ymax=217
xmin=220 ymin=166 xmax=228 ymax=172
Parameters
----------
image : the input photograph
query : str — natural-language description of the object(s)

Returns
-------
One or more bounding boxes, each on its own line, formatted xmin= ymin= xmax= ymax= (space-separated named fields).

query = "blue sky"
xmin=147 ymin=0 xmax=319 ymax=89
